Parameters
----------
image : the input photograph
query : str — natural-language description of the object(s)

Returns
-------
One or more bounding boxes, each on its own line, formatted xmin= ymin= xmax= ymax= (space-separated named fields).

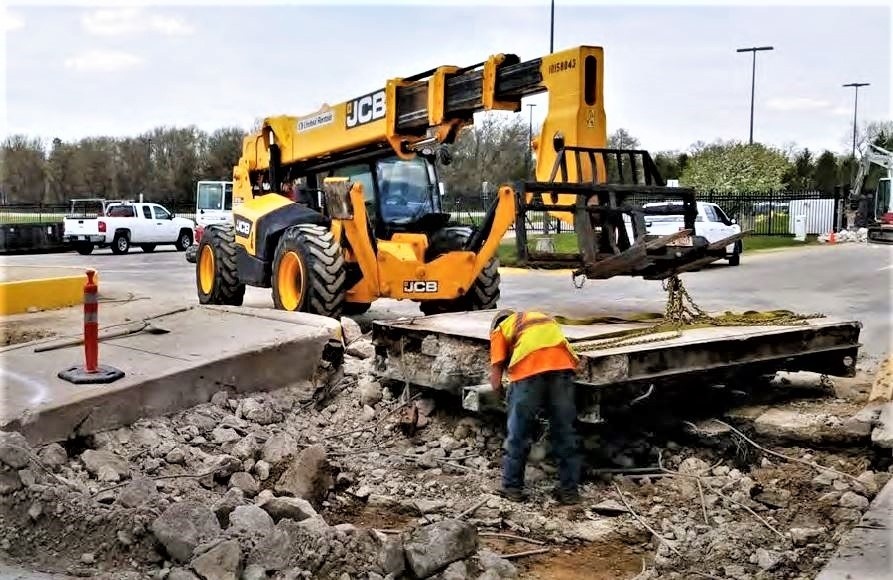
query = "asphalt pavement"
xmin=2 ymin=241 xmax=890 ymax=360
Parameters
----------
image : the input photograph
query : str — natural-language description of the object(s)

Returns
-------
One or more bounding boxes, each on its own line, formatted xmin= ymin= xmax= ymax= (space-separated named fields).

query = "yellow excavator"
xmin=195 ymin=45 xmax=743 ymax=318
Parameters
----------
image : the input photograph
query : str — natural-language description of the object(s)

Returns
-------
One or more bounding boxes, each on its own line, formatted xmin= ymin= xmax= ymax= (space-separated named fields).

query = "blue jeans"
xmin=501 ymin=369 xmax=581 ymax=492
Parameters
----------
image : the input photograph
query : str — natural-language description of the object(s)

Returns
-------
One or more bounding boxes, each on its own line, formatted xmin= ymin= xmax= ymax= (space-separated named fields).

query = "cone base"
xmin=58 ymin=364 xmax=125 ymax=385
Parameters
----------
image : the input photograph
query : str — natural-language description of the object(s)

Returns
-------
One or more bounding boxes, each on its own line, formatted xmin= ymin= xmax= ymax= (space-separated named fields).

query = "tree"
xmin=812 ymin=150 xmax=839 ymax=194
xmin=437 ymin=113 xmax=527 ymax=202
xmin=203 ymin=127 xmax=246 ymax=181
xmin=654 ymin=151 xmax=686 ymax=181
xmin=679 ymin=140 xmax=791 ymax=194
xmin=785 ymin=148 xmax=814 ymax=191
xmin=0 ymin=135 xmax=46 ymax=203
xmin=608 ymin=128 xmax=639 ymax=150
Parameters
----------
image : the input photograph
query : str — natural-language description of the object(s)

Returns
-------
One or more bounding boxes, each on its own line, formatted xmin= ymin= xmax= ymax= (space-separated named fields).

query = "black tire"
xmin=176 ymin=229 xmax=193 ymax=251
xmin=728 ymin=241 xmax=741 ymax=266
xmin=419 ymin=226 xmax=500 ymax=316
xmin=74 ymin=242 xmax=94 ymax=255
xmin=111 ymin=232 xmax=130 ymax=255
xmin=141 ymin=244 xmax=156 ymax=253
xmin=196 ymin=224 xmax=245 ymax=306
xmin=342 ymin=302 xmax=372 ymax=315
xmin=271 ymin=224 xmax=346 ymax=318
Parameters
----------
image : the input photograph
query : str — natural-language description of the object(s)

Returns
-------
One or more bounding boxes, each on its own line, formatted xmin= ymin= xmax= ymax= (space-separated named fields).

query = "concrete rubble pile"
xmin=0 ymin=321 xmax=889 ymax=579
xmin=817 ymin=228 xmax=869 ymax=243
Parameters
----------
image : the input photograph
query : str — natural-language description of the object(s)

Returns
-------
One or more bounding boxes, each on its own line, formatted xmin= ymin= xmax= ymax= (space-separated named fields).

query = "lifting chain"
xmin=571 ymin=275 xmax=826 ymax=352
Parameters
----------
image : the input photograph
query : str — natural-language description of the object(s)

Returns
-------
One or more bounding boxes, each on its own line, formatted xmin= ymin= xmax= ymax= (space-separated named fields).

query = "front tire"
xmin=196 ymin=224 xmax=245 ymax=306
xmin=271 ymin=224 xmax=346 ymax=318
xmin=728 ymin=241 xmax=741 ymax=266
xmin=418 ymin=226 xmax=500 ymax=316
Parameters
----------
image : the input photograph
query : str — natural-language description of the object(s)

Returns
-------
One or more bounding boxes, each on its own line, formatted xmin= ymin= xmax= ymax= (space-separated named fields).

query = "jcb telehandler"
xmin=195 ymin=45 xmax=743 ymax=318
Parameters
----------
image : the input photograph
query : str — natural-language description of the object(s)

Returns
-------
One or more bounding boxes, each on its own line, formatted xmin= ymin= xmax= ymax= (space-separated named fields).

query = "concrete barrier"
xmin=0 ymin=271 xmax=97 ymax=315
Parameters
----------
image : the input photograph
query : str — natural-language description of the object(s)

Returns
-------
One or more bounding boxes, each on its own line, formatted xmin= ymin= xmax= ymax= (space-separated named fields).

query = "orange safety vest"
xmin=498 ymin=311 xmax=580 ymax=371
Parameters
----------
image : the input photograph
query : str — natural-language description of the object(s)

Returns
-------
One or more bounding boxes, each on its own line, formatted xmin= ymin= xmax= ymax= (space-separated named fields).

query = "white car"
xmin=636 ymin=201 xmax=743 ymax=266
xmin=63 ymin=200 xmax=195 ymax=255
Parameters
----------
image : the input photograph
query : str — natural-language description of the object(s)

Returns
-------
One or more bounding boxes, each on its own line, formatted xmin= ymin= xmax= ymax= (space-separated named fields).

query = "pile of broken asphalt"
xmin=0 ymin=321 xmax=890 ymax=580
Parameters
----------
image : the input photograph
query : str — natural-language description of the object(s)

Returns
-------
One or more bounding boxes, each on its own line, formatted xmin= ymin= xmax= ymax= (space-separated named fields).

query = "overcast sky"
xmin=2 ymin=0 xmax=891 ymax=156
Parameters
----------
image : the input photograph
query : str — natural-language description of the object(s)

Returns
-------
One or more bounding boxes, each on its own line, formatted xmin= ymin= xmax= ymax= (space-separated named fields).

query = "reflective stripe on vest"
xmin=498 ymin=311 xmax=579 ymax=370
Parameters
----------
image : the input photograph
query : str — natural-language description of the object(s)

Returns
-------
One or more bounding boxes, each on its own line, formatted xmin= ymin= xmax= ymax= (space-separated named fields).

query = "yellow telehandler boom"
xmin=195 ymin=45 xmax=742 ymax=318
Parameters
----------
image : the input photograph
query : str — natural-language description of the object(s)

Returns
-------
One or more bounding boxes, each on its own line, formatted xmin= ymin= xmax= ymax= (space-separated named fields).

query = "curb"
xmin=815 ymin=476 xmax=893 ymax=580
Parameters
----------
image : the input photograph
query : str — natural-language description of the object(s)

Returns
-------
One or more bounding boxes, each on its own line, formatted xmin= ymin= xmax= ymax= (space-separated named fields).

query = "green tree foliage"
xmin=784 ymin=148 xmax=814 ymax=190
xmin=1 ymin=135 xmax=47 ymax=203
xmin=654 ymin=151 xmax=687 ymax=181
xmin=0 ymin=127 xmax=247 ymax=205
xmin=813 ymin=150 xmax=839 ymax=194
xmin=680 ymin=141 xmax=792 ymax=194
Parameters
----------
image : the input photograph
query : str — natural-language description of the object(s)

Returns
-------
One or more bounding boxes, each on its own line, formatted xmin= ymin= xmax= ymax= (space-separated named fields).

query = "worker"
xmin=489 ymin=308 xmax=582 ymax=505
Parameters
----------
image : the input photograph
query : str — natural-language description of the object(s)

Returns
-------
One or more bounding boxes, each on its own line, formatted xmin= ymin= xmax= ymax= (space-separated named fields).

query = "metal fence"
xmin=0 ymin=189 xmax=841 ymax=237
xmin=0 ymin=201 xmax=197 ymax=225
xmin=445 ymin=188 xmax=842 ymax=237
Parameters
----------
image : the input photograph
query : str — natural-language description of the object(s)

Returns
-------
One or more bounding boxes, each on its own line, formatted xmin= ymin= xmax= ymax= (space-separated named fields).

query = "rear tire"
xmin=271 ymin=224 xmax=346 ymax=318
xmin=196 ymin=224 xmax=245 ymax=306
xmin=111 ymin=232 xmax=130 ymax=255
xmin=418 ymin=226 xmax=500 ymax=316
xmin=176 ymin=229 xmax=193 ymax=251
xmin=74 ymin=242 xmax=94 ymax=255
xmin=141 ymin=244 xmax=156 ymax=253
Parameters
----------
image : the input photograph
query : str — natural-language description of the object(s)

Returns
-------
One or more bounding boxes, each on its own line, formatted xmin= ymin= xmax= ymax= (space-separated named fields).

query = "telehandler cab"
xmin=195 ymin=45 xmax=743 ymax=318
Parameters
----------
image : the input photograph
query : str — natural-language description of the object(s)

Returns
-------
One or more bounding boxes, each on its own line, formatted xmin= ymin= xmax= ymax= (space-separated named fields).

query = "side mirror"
xmin=731 ymin=218 xmax=737 ymax=225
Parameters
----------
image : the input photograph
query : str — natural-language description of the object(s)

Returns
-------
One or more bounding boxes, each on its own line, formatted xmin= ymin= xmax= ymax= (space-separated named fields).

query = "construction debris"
xmin=0 ymin=335 xmax=890 ymax=579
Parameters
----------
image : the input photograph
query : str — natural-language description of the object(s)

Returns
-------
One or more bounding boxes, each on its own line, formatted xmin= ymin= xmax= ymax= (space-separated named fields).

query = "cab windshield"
xmin=197 ymin=182 xmax=232 ymax=211
xmin=376 ymin=156 xmax=438 ymax=224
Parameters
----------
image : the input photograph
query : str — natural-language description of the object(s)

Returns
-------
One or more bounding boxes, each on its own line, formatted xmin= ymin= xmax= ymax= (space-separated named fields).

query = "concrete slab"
xmin=373 ymin=310 xmax=863 ymax=392
xmin=815 ymin=477 xmax=893 ymax=580
xmin=0 ymin=305 xmax=342 ymax=446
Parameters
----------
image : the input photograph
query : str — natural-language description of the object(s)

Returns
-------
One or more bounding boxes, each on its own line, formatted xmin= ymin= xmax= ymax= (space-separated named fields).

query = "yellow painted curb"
xmin=0 ymin=272 xmax=98 ymax=315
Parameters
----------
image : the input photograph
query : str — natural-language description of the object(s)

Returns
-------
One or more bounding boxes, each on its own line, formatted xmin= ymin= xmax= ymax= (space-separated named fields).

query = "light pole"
xmin=736 ymin=45 xmax=774 ymax=144
xmin=550 ymin=0 xmax=555 ymax=53
xmin=842 ymin=82 xmax=869 ymax=161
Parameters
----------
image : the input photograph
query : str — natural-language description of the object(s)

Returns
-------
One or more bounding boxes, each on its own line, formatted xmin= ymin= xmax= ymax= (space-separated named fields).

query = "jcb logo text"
xmin=234 ymin=217 xmax=252 ymax=236
xmin=403 ymin=280 xmax=439 ymax=293
xmin=346 ymin=90 xmax=386 ymax=128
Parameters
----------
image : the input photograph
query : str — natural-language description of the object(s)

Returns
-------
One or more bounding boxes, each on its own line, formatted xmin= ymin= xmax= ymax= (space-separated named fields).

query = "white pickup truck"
xmin=63 ymin=199 xmax=195 ymax=255
xmin=636 ymin=201 xmax=743 ymax=266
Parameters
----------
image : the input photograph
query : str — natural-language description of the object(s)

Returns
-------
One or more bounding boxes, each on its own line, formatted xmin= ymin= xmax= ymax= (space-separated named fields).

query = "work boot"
xmin=494 ymin=486 xmax=527 ymax=502
xmin=554 ymin=487 xmax=581 ymax=505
